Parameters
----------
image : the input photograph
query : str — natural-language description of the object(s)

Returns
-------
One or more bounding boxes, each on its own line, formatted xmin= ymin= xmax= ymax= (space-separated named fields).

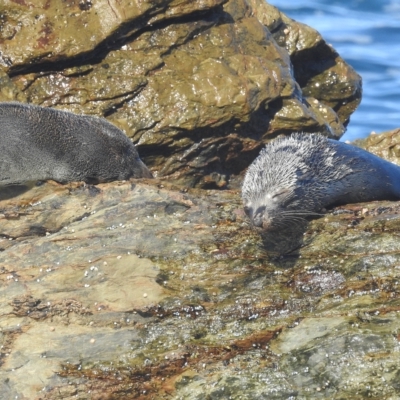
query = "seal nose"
xmin=252 ymin=206 xmax=266 ymax=227
xmin=137 ymin=160 xmax=153 ymax=178
xmin=253 ymin=216 xmax=263 ymax=227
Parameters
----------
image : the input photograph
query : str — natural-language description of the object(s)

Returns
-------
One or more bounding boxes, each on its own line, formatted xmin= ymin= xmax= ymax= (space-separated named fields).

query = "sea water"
xmin=267 ymin=0 xmax=400 ymax=141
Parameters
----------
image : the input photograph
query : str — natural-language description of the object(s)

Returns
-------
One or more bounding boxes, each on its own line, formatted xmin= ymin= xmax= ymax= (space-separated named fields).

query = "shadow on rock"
xmin=260 ymin=220 xmax=311 ymax=268
xmin=0 ymin=184 xmax=33 ymax=201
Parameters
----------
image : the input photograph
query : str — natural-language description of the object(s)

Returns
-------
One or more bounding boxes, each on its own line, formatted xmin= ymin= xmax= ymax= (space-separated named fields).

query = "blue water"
xmin=267 ymin=0 xmax=400 ymax=141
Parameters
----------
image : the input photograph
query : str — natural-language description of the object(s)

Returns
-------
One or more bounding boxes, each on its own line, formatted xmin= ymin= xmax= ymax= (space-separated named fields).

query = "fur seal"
xmin=0 ymin=102 xmax=152 ymax=185
xmin=242 ymin=133 xmax=400 ymax=230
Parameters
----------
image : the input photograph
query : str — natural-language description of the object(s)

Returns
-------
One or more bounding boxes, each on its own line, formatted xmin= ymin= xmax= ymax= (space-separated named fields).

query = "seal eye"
xmin=272 ymin=189 xmax=288 ymax=198
xmin=269 ymin=188 xmax=294 ymax=207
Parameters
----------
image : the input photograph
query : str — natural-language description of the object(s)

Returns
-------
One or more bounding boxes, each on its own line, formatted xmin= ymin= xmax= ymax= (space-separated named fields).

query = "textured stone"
xmin=1 ymin=151 xmax=400 ymax=397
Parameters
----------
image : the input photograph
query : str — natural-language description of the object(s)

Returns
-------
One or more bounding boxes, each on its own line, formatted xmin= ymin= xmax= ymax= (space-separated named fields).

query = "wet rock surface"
xmin=354 ymin=128 xmax=400 ymax=164
xmin=1 ymin=164 xmax=400 ymax=398
xmin=0 ymin=0 xmax=390 ymax=398
xmin=0 ymin=0 xmax=361 ymax=188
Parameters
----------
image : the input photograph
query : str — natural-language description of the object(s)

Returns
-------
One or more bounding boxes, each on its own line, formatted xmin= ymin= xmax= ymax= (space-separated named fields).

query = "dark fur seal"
xmin=0 ymin=102 xmax=152 ymax=185
xmin=242 ymin=133 xmax=400 ymax=230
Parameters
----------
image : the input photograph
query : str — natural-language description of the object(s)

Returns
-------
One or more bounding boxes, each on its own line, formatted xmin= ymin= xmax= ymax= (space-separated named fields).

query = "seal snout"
xmin=136 ymin=160 xmax=153 ymax=179
xmin=252 ymin=206 xmax=266 ymax=228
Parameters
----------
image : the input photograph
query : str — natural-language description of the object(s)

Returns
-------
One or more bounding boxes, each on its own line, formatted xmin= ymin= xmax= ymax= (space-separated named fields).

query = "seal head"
xmin=242 ymin=133 xmax=400 ymax=230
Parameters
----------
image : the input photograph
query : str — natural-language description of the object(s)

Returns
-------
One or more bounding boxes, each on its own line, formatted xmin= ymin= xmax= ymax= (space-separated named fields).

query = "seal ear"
xmin=271 ymin=188 xmax=291 ymax=199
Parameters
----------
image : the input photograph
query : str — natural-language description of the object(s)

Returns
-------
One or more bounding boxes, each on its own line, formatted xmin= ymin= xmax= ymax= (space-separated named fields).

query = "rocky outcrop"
xmin=2 ymin=1 xmax=391 ymax=398
xmin=354 ymin=128 xmax=400 ymax=163
xmin=0 ymin=0 xmax=361 ymax=187
xmin=1 ymin=144 xmax=400 ymax=398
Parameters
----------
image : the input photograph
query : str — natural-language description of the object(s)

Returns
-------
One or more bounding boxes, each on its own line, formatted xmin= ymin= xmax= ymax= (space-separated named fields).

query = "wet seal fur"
xmin=0 ymin=102 xmax=152 ymax=185
xmin=242 ymin=133 xmax=400 ymax=230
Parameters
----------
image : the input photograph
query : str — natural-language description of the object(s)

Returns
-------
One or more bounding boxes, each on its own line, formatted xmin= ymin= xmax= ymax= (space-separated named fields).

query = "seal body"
xmin=242 ymin=133 xmax=400 ymax=230
xmin=0 ymin=102 xmax=152 ymax=185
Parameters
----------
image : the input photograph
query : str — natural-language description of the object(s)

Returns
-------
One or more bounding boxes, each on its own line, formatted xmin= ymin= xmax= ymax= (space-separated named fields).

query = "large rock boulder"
xmin=0 ymin=0 xmax=361 ymax=187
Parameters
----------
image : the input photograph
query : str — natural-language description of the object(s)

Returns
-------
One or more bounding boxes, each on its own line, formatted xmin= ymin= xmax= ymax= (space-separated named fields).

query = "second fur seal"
xmin=242 ymin=133 xmax=400 ymax=230
xmin=0 ymin=102 xmax=152 ymax=185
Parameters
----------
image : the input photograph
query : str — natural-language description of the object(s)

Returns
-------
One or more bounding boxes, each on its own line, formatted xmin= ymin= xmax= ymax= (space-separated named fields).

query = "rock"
xmin=250 ymin=0 xmax=361 ymax=127
xmin=1 ymin=0 xmax=361 ymax=187
xmin=353 ymin=127 xmax=400 ymax=164
xmin=1 ymin=160 xmax=400 ymax=397
xmin=0 ymin=67 xmax=27 ymax=103
xmin=2 ymin=1 xmax=392 ymax=398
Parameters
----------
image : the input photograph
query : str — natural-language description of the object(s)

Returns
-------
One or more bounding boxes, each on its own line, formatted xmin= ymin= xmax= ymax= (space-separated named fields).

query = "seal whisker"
xmin=277 ymin=210 xmax=323 ymax=216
